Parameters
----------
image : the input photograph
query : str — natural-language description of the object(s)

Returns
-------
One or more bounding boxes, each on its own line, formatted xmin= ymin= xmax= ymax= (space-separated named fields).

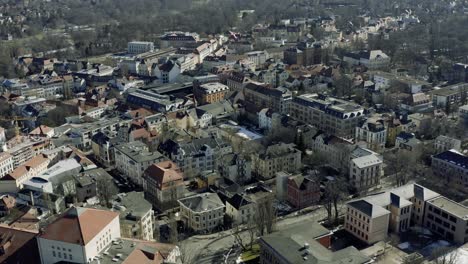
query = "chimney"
xmin=29 ymin=191 xmax=35 ymax=207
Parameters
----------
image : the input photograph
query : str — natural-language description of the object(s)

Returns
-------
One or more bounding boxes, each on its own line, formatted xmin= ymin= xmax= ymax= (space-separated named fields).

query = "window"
xmin=69 ymin=254 xmax=73 ymax=260
xmin=52 ymin=251 xmax=56 ymax=257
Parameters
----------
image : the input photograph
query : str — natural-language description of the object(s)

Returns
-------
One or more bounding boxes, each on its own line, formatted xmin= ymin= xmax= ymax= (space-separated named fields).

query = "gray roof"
xmin=178 ymin=192 xmax=225 ymax=212
xmin=260 ymin=219 xmax=370 ymax=264
xmin=115 ymin=192 xmax=152 ymax=220
xmin=115 ymin=141 xmax=165 ymax=163
xmin=427 ymin=196 xmax=468 ymax=220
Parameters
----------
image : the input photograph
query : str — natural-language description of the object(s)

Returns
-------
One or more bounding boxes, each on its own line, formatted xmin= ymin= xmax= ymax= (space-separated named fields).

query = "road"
xmin=180 ymin=206 xmax=330 ymax=264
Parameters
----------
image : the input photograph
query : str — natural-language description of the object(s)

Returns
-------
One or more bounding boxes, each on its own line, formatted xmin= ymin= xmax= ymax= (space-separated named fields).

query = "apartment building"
xmin=159 ymin=32 xmax=199 ymax=48
xmin=225 ymin=193 xmax=255 ymax=225
xmin=0 ymin=152 xmax=14 ymax=178
xmin=37 ymin=207 xmax=120 ymax=264
xmin=432 ymin=83 xmax=468 ymax=109
xmin=308 ymin=131 xmax=354 ymax=171
xmin=345 ymin=184 xmax=440 ymax=244
xmin=193 ymin=82 xmax=230 ymax=105
xmin=244 ymin=82 xmax=292 ymax=115
xmin=251 ymin=143 xmax=302 ymax=180
xmin=424 ymin=196 xmax=468 ymax=244
xmin=286 ymin=174 xmax=320 ymax=209
xmin=178 ymin=193 xmax=225 ymax=233
xmin=433 ymin=135 xmax=462 ymax=153
xmin=290 ymin=94 xmax=365 ymax=138
xmin=143 ymin=160 xmax=185 ymax=210
xmin=116 ymin=192 xmax=154 ymax=241
xmin=0 ymin=154 xmax=51 ymax=193
xmin=349 ymin=148 xmax=383 ymax=190
xmin=355 ymin=118 xmax=387 ymax=152
xmin=114 ymin=141 xmax=167 ymax=186
xmin=431 ymin=150 xmax=468 ymax=188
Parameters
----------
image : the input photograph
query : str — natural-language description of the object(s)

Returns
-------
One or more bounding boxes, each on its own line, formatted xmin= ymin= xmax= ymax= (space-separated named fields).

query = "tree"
xmin=232 ymin=219 xmax=256 ymax=251
xmin=432 ymin=247 xmax=459 ymax=264
xmin=385 ymin=150 xmax=417 ymax=187
xmin=96 ymin=177 xmax=118 ymax=208
xmin=254 ymin=199 xmax=276 ymax=236
xmin=323 ymin=178 xmax=347 ymax=224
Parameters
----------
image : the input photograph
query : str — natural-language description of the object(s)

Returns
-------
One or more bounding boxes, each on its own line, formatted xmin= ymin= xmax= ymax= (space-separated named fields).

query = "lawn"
xmin=239 ymin=243 xmax=260 ymax=263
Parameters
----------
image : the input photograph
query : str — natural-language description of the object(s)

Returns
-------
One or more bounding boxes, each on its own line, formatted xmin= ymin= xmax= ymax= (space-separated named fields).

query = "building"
xmin=434 ymin=135 xmax=462 ymax=153
xmin=355 ymin=118 xmax=387 ymax=152
xmin=91 ymin=131 xmax=117 ymax=167
xmin=89 ymin=238 xmax=180 ymax=264
xmin=0 ymin=152 xmax=14 ymax=178
xmin=286 ymin=174 xmax=320 ymax=209
xmin=258 ymin=108 xmax=283 ymax=132
xmin=0 ymin=154 xmax=51 ymax=193
xmin=143 ymin=161 xmax=185 ymax=210
xmin=283 ymin=42 xmax=322 ymax=66
xmin=37 ymin=207 xmax=120 ymax=264
xmin=115 ymin=192 xmax=154 ymax=241
xmin=349 ymin=150 xmax=383 ymax=190
xmin=343 ymin=50 xmax=390 ymax=70
xmin=432 ymin=83 xmax=468 ymax=109
xmin=178 ymin=193 xmax=225 ymax=233
xmin=127 ymin=41 xmax=155 ymax=54
xmin=459 ymin=104 xmax=468 ymax=126
xmin=432 ymin=150 xmax=468 ymax=188
xmin=290 ymin=94 xmax=365 ymax=138
xmin=308 ymin=132 xmax=354 ymax=171
xmin=0 ymin=194 xmax=16 ymax=216
xmin=225 ymin=193 xmax=255 ymax=225
xmin=344 ymin=184 xmax=440 ymax=244
xmin=152 ymin=59 xmax=181 ymax=83
xmin=0 ymin=226 xmax=40 ymax=264
xmin=251 ymin=143 xmax=302 ymax=180
xmin=424 ymin=196 xmax=468 ymax=244
xmin=194 ymin=82 xmax=230 ymax=105
xmin=114 ymin=141 xmax=167 ymax=186
xmin=244 ymin=83 xmax=292 ymax=115
xmin=218 ymin=153 xmax=252 ymax=184
xmin=126 ymin=89 xmax=186 ymax=113
xmin=395 ymin=132 xmax=421 ymax=152
xmin=259 ymin=219 xmax=370 ymax=264
xmin=160 ymin=32 xmax=199 ymax=48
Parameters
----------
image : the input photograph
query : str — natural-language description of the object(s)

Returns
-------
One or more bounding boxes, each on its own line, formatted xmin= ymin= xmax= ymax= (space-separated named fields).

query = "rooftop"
xmin=427 ymin=196 xmax=468 ymax=220
xmin=115 ymin=141 xmax=165 ymax=163
xmin=433 ymin=149 xmax=468 ymax=169
xmin=178 ymin=193 xmax=225 ymax=212
xmin=115 ymin=192 xmax=152 ymax=220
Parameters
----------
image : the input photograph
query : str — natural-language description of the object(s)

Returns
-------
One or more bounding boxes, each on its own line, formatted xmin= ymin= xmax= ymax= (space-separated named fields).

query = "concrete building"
xmin=349 ymin=149 xmax=383 ymax=191
xmin=244 ymin=83 xmax=292 ymax=115
xmin=345 ymin=184 xmax=440 ymax=244
xmin=424 ymin=196 xmax=468 ymax=244
xmin=283 ymin=42 xmax=322 ymax=67
xmin=432 ymin=150 xmax=468 ymax=188
xmin=343 ymin=50 xmax=390 ymax=70
xmin=218 ymin=153 xmax=252 ymax=184
xmin=434 ymin=135 xmax=462 ymax=153
xmin=290 ymin=94 xmax=365 ymax=138
xmin=251 ymin=143 xmax=302 ymax=180
xmin=194 ymin=82 xmax=230 ymax=105
xmin=114 ymin=141 xmax=166 ymax=186
xmin=0 ymin=152 xmax=14 ymax=178
xmin=432 ymin=83 xmax=468 ymax=109
xmin=259 ymin=219 xmax=370 ymax=264
xmin=127 ymin=41 xmax=155 ymax=54
xmin=37 ymin=207 xmax=120 ymax=264
xmin=178 ymin=193 xmax=225 ymax=233
xmin=0 ymin=154 xmax=51 ymax=193
xmin=160 ymin=32 xmax=199 ymax=48
xmin=126 ymin=89 xmax=185 ymax=113
xmin=115 ymin=192 xmax=154 ymax=241
xmin=143 ymin=161 xmax=185 ymax=210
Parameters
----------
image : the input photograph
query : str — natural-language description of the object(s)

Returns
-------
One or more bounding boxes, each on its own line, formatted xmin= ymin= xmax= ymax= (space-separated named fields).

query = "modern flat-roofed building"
xmin=431 ymin=149 xmax=468 ymax=188
xmin=424 ymin=196 xmax=468 ymax=244
xmin=127 ymin=41 xmax=155 ymax=54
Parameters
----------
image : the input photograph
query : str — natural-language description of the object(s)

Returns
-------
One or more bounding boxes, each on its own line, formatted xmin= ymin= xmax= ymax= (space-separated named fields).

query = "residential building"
xmin=244 ymin=83 xmax=292 ymax=115
xmin=432 ymin=150 xmax=468 ymax=188
xmin=343 ymin=50 xmax=390 ymax=70
xmin=178 ymin=193 xmax=225 ymax=233
xmin=251 ymin=143 xmax=302 ymax=180
xmin=424 ymin=196 xmax=468 ymax=244
xmin=114 ymin=141 xmax=166 ymax=186
xmin=0 ymin=152 xmax=14 ymax=178
xmin=395 ymin=132 xmax=421 ymax=152
xmin=0 ymin=154 xmax=51 ymax=193
xmin=259 ymin=219 xmax=370 ymax=264
xmin=258 ymin=108 xmax=283 ymax=132
xmin=218 ymin=153 xmax=252 ymax=184
xmin=89 ymin=238 xmax=180 ymax=264
xmin=143 ymin=161 xmax=185 ymax=210
xmin=355 ymin=118 xmax=387 ymax=152
xmin=308 ymin=132 xmax=354 ymax=171
xmin=127 ymin=41 xmax=155 ymax=54
xmin=459 ymin=104 xmax=468 ymax=126
xmin=160 ymin=32 xmax=199 ymax=48
xmin=434 ymin=135 xmax=462 ymax=153
xmin=349 ymin=149 xmax=383 ymax=190
xmin=159 ymin=137 xmax=232 ymax=178
xmin=344 ymin=184 xmax=440 ymax=244
xmin=194 ymin=82 xmax=230 ymax=105
xmin=283 ymin=42 xmax=322 ymax=66
xmin=37 ymin=207 xmax=120 ymax=264
xmin=29 ymin=125 xmax=55 ymax=138
xmin=91 ymin=131 xmax=117 ymax=167
xmin=152 ymin=59 xmax=181 ymax=83
xmin=225 ymin=193 xmax=255 ymax=225
xmin=286 ymin=174 xmax=320 ymax=209
xmin=0 ymin=194 xmax=16 ymax=216
xmin=226 ymin=72 xmax=251 ymax=92
xmin=115 ymin=192 xmax=154 ymax=241
xmin=290 ymin=94 xmax=365 ymax=138
xmin=400 ymin=93 xmax=433 ymax=113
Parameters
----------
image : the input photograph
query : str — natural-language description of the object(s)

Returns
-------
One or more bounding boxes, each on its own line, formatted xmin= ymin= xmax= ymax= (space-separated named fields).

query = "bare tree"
xmin=254 ymin=199 xmax=276 ymax=236
xmin=432 ymin=247 xmax=459 ymax=264
xmin=386 ymin=150 xmax=416 ymax=187
xmin=232 ymin=219 xmax=256 ymax=251
xmin=323 ymin=178 xmax=347 ymax=224
xmin=96 ymin=178 xmax=118 ymax=208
